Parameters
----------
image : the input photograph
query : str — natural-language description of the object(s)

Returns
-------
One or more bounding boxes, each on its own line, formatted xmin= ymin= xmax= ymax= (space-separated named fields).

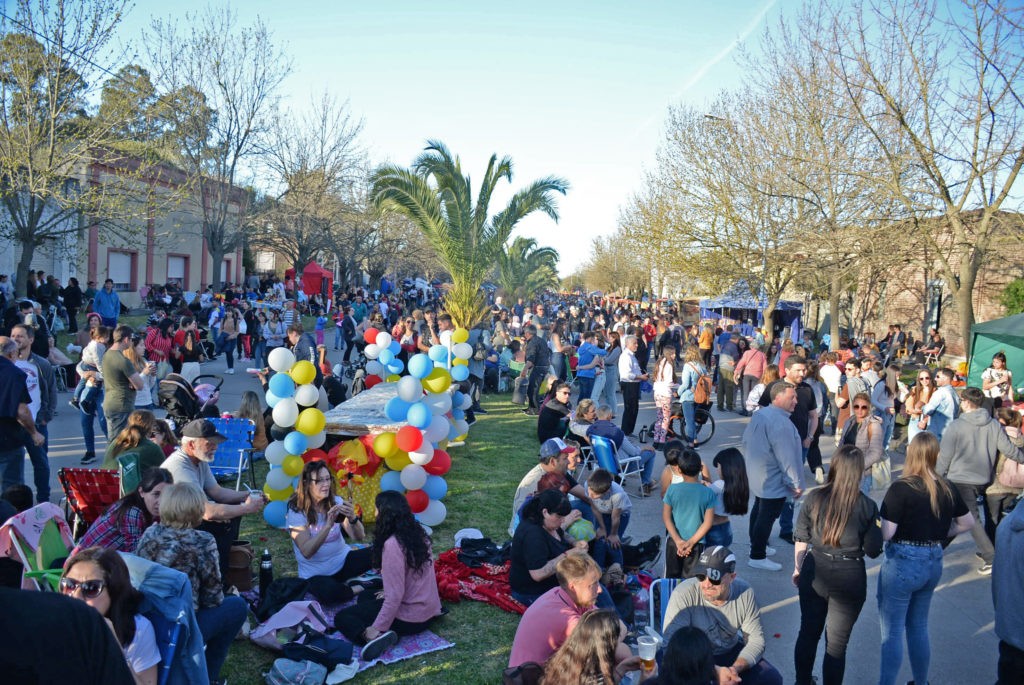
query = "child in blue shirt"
xmin=315 ymin=314 xmax=328 ymax=346
xmin=662 ymin=444 xmax=716 ymax=578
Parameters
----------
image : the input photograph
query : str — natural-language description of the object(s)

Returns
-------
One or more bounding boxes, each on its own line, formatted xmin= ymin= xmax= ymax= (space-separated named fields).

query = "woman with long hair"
xmin=540 ymin=609 xmax=647 ymax=685
xmin=792 ymin=445 xmax=883 ymax=685
xmin=285 ymin=460 xmax=370 ymax=604
xmin=262 ymin=309 xmax=286 ymax=366
xmin=569 ymin=398 xmax=597 ymax=444
xmin=877 ymin=432 xmax=974 ymax=685
xmin=734 ymin=342 xmax=768 ymax=418
xmin=549 ymin=319 xmax=570 ymax=382
xmin=333 ymin=490 xmax=443 ymax=661
xmin=745 ymin=364 xmax=780 ymax=414
xmin=600 ymin=331 xmax=622 ymax=416
xmin=61 ymin=547 xmax=161 ymax=684
xmin=537 ymin=382 xmax=573 ymax=443
xmin=904 ymin=368 xmax=935 ymax=441
xmin=981 ymin=351 xmax=1014 ymax=410
xmin=871 ymin=362 xmax=900 ymax=451
xmin=235 ymin=390 xmax=268 ymax=452
xmin=652 ymin=346 xmax=678 ymax=449
xmin=123 ymin=334 xmax=157 ymax=410
xmin=144 ymin=318 xmax=175 ymax=370
xmin=705 ymin=448 xmax=750 ymax=547
xmin=648 ymin=626 xmax=716 ymax=685
xmin=214 ymin=308 xmax=240 ymax=374
xmin=101 ymin=410 xmax=164 ymax=471
xmin=510 ymin=489 xmax=588 ymax=606
xmin=148 ymin=419 xmax=178 ymax=457
xmin=75 ymin=468 xmax=173 ymax=554
xmin=677 ymin=345 xmax=708 ymax=448
xmin=839 ymin=392 xmax=884 ymax=495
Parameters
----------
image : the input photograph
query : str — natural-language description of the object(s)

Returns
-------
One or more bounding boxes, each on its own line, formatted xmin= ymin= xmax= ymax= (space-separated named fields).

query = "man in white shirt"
xmin=618 ymin=335 xmax=647 ymax=436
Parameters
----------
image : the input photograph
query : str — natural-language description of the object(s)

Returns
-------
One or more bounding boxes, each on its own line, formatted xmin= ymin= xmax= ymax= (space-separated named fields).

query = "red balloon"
xmin=425 ymin=449 xmax=451 ymax=476
xmin=363 ymin=327 xmax=380 ymax=344
xmin=406 ymin=488 xmax=429 ymax=514
xmin=365 ymin=374 xmax=383 ymax=389
xmin=395 ymin=425 xmax=424 ymax=453
xmin=302 ymin=448 xmax=328 ymax=464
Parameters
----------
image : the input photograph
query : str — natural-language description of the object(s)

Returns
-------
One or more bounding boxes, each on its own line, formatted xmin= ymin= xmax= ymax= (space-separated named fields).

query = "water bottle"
xmin=258 ymin=549 xmax=273 ymax=606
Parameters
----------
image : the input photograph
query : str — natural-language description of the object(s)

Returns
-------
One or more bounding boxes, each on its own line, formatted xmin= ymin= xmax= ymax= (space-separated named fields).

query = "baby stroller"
xmin=158 ymin=373 xmax=223 ymax=434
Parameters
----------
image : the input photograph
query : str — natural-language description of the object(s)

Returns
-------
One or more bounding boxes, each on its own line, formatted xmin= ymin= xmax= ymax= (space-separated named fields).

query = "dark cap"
xmin=181 ymin=419 xmax=227 ymax=442
xmin=690 ymin=545 xmax=737 ymax=582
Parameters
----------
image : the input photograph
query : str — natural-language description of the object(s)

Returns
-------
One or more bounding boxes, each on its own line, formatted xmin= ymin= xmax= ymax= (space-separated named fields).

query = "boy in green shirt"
xmin=663 ymin=446 xmax=716 ymax=578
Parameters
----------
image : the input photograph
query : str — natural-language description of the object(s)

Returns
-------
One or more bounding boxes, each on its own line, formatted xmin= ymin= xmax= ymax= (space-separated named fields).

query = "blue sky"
xmin=116 ymin=1 xmax=792 ymax=275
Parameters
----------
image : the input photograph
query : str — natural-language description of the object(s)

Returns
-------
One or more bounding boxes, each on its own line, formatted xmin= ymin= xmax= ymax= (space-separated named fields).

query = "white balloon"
xmin=397 ymin=376 xmax=423 ymax=403
xmin=272 ymin=398 xmax=299 ymax=427
xmin=294 ymin=383 xmax=319 ymax=406
xmin=364 ymin=343 xmax=380 ymax=359
xmin=423 ymin=392 xmax=452 ymax=415
xmin=268 ymin=347 xmax=296 ymax=373
xmin=418 ymin=499 xmax=447 ymax=526
xmin=459 ymin=394 xmax=473 ymax=410
xmin=266 ymin=467 xmax=292 ymax=490
xmin=366 ymin=360 xmax=385 ymax=377
xmin=452 ymin=342 xmax=473 ymax=359
xmin=439 ymin=329 xmax=453 ymax=346
xmin=265 ymin=440 xmax=288 ymax=466
xmin=424 ymin=414 xmax=450 ymax=442
xmin=453 ymin=418 xmax=469 ymax=437
xmin=375 ymin=332 xmax=392 ymax=348
xmin=400 ymin=464 xmax=427 ymax=490
xmin=408 ymin=448 xmax=433 ymax=465
xmin=306 ymin=430 xmax=326 ymax=449
xmin=317 ymin=386 xmax=330 ymax=411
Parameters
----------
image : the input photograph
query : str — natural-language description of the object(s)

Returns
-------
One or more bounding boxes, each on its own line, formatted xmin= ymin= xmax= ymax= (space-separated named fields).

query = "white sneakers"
xmin=748 ymin=558 xmax=783 ymax=571
xmin=815 ymin=467 xmax=825 ymax=484
xmin=225 ymin=368 xmax=235 ymax=374
xmin=765 ymin=547 xmax=777 ymax=557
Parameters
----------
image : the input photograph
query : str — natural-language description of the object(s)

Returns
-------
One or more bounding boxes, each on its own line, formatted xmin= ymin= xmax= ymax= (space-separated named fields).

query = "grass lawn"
xmin=221 ymin=392 xmax=535 ymax=684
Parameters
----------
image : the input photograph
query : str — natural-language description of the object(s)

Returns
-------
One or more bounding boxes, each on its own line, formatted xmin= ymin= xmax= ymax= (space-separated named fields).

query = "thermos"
xmin=258 ymin=548 xmax=273 ymax=605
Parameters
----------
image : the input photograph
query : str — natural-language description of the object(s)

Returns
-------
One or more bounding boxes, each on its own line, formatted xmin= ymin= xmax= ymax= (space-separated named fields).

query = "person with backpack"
xmin=678 ymin=346 xmax=711 ymax=448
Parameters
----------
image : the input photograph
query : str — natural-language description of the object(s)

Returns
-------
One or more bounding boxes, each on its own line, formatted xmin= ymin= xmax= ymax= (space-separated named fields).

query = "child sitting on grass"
xmin=662 ymin=447 xmax=716 ymax=578
xmin=587 ymin=468 xmax=632 ymax=568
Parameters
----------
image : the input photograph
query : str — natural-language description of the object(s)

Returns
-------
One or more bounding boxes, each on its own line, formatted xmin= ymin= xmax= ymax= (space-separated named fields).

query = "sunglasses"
xmin=853 ymin=404 xmax=871 ymax=410
xmin=60 ymin=577 xmax=106 ymax=599
xmin=308 ymin=476 xmax=333 ymax=485
xmin=695 ymin=573 xmax=724 ymax=586
xmin=918 ymin=376 xmax=930 ymax=380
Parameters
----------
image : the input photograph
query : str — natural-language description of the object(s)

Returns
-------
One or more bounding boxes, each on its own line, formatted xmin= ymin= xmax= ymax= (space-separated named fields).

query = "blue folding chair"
xmin=208 ymin=417 xmax=256 ymax=490
xmin=590 ymin=435 xmax=645 ymax=496
xmin=648 ymin=577 xmax=681 ymax=634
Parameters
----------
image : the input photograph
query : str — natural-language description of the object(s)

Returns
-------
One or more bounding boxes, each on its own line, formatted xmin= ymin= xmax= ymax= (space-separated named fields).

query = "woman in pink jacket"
xmin=733 ymin=342 xmax=768 ymax=417
xmin=333 ymin=490 xmax=443 ymax=661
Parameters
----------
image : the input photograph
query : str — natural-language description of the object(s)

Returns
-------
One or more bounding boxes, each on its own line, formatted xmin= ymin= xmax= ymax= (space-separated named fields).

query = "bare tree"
xmin=143 ymin=6 xmax=291 ymax=288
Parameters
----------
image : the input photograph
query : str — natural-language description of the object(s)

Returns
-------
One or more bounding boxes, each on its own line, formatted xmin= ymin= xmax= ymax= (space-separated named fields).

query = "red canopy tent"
xmin=284 ymin=261 xmax=334 ymax=300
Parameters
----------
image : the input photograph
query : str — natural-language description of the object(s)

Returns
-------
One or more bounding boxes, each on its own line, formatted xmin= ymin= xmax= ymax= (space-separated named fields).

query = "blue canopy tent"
xmin=700 ymin=282 xmax=803 ymax=342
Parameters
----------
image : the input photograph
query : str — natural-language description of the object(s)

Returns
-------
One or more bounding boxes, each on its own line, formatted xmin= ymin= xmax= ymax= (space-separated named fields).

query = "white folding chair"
xmin=923 ymin=344 xmax=944 ymax=366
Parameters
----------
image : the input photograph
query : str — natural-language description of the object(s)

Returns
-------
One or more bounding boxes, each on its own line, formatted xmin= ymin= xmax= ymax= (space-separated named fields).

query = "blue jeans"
xmin=80 ymin=399 xmax=108 ymax=457
xmin=0 ymin=446 xmax=25 ymax=493
xmin=682 ymin=400 xmax=697 ymax=444
xmin=333 ymin=325 xmax=343 ymax=349
xmin=878 ymin=410 xmax=895 ymax=449
xmin=639 ymin=448 xmax=656 ymax=485
xmin=576 ymin=375 xmax=595 ymax=401
xmin=253 ymin=339 xmax=266 ymax=368
xmin=877 ymin=542 xmax=944 ymax=685
xmin=705 ymin=520 xmax=733 ymax=547
xmin=592 ymin=511 xmax=631 ymax=567
xmin=23 ymin=424 xmax=49 ymax=503
xmin=196 ymin=595 xmax=247 ymax=683
xmin=780 ymin=447 xmax=809 ymax=537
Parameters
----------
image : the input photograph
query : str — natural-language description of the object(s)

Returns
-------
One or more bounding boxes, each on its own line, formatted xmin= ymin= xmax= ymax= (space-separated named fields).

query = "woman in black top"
xmin=509 ymin=489 xmax=587 ymax=606
xmin=876 ymin=432 xmax=973 ymax=685
xmin=537 ymin=382 xmax=573 ymax=443
xmin=793 ymin=444 xmax=882 ymax=685
xmin=62 ymin=277 xmax=84 ymax=333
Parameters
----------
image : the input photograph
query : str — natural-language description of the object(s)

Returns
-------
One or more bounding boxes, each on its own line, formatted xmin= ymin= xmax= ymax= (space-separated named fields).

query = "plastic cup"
xmin=638 ymin=635 xmax=657 ymax=671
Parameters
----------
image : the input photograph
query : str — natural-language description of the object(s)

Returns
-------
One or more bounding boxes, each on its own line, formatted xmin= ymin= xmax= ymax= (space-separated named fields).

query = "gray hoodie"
xmin=937 ymin=408 xmax=1024 ymax=486
xmin=994 ymin=501 xmax=1024 ymax=650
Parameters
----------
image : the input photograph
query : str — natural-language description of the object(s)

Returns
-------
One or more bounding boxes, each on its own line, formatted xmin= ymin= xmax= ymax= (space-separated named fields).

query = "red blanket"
xmin=434 ymin=548 xmax=526 ymax=615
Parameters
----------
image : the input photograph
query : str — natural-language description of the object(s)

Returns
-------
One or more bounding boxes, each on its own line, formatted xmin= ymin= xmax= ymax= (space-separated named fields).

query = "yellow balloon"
xmin=452 ymin=358 xmax=468 ymax=366
xmin=452 ymin=327 xmax=469 ymax=344
xmin=386 ymin=373 xmax=401 ymax=382
xmin=295 ymin=407 xmax=326 ymax=436
xmin=385 ymin=450 xmax=412 ymax=471
xmin=373 ymin=432 xmax=398 ymax=458
xmin=263 ymin=483 xmax=293 ymax=501
xmin=282 ymin=454 xmax=304 ymax=477
xmin=421 ymin=367 xmax=451 ymax=394
xmin=455 ymin=433 xmax=468 ymax=442
xmin=290 ymin=360 xmax=317 ymax=386
xmin=438 ymin=438 xmax=449 ymax=450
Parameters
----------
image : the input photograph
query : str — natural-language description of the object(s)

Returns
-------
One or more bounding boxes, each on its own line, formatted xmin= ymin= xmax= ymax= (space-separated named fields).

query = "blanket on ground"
xmin=434 ymin=548 xmax=526 ymax=615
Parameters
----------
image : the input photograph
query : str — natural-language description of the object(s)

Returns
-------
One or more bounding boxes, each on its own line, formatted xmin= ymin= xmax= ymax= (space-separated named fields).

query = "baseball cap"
xmin=690 ymin=545 xmax=737 ymax=582
xmin=539 ymin=437 xmax=575 ymax=460
xmin=181 ymin=419 xmax=227 ymax=442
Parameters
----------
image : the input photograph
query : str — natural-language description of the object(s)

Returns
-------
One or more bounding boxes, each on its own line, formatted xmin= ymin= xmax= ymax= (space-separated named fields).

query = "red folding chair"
xmin=58 ymin=468 xmax=121 ymax=538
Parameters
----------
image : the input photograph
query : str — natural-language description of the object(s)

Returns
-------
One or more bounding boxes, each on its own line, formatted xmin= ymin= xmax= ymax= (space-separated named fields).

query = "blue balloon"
xmin=380 ymin=470 xmax=404 ymax=493
xmin=378 ymin=349 xmax=395 ymax=365
xmin=451 ymin=365 xmax=470 ymax=382
xmin=387 ymin=360 xmax=404 ymax=374
xmin=428 ymin=345 xmax=448 ymax=362
xmin=385 ymin=397 xmax=411 ymax=422
xmin=406 ymin=402 xmax=432 ymax=429
xmin=263 ymin=500 xmax=287 ymax=528
xmin=283 ymin=431 xmax=308 ymax=456
xmin=448 ymin=422 xmax=460 ymax=440
xmin=423 ymin=475 xmax=448 ymax=500
xmin=292 ymin=476 xmax=300 ymax=488
xmin=265 ymin=390 xmax=282 ymax=408
xmin=451 ymin=391 xmax=464 ymax=408
xmin=452 ymin=407 xmax=465 ymax=421
xmin=388 ymin=340 xmax=401 ymax=355
xmin=269 ymin=373 xmax=296 ymax=398
xmin=408 ymin=354 xmax=433 ymax=379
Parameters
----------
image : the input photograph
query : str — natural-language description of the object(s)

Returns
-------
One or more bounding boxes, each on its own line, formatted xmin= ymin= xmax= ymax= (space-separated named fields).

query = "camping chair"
xmin=117 ymin=451 xmax=143 ymax=496
xmin=590 ymin=435 xmax=645 ymax=496
xmin=0 ymin=503 xmax=75 ymax=591
xmin=58 ymin=467 xmax=121 ymax=538
xmin=648 ymin=577 xmax=682 ymax=634
xmin=924 ymin=344 xmax=944 ymax=366
xmin=208 ymin=417 xmax=256 ymax=489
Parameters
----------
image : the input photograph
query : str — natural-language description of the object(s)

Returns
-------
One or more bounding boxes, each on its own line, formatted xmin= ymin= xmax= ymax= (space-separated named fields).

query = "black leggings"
xmin=305 ymin=547 xmax=374 ymax=604
xmin=794 ymin=552 xmax=866 ymax=685
xmin=334 ymin=589 xmax=436 ymax=643
xmin=620 ymin=381 xmax=641 ymax=435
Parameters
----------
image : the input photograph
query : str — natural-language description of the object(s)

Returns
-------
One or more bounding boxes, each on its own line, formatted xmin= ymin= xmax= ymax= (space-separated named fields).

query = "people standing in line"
xmin=918 ymin=368 xmax=959 ymax=441
xmin=651 ymin=346 xmax=678 ymax=449
xmin=0 ymin=337 xmax=43 ymax=494
xmin=936 ymin=386 xmax=1024 ymax=574
xmin=600 ymin=331 xmax=622 ymax=417
xmin=743 ymin=383 xmax=804 ymax=571
xmin=792 ymin=445 xmax=882 ymax=685
xmin=102 ymin=327 xmax=155 ymax=442
xmin=618 ymin=335 xmax=647 ymax=437
xmin=9 ymin=325 xmax=55 ymax=504
xmin=876 ymin=432 xmax=974 ymax=685
xmin=93 ymin=279 xmax=121 ymax=328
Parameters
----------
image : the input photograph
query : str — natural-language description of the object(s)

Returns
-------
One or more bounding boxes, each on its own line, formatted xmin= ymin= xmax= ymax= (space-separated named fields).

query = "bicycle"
xmin=638 ymin=401 xmax=716 ymax=447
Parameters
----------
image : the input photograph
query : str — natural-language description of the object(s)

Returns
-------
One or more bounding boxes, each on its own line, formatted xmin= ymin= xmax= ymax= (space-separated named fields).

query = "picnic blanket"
xmin=434 ymin=548 xmax=526 ymax=615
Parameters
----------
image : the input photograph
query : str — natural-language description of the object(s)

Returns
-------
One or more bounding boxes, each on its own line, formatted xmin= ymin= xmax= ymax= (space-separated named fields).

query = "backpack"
xmin=265 ymin=658 xmax=327 ymax=685
xmin=690 ymin=363 xmax=712 ymax=405
xmin=282 ymin=624 xmax=354 ymax=669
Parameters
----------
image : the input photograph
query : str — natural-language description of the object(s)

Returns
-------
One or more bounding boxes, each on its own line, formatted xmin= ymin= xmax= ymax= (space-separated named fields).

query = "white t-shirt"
xmin=14 ymin=359 xmax=40 ymax=419
xmin=709 ymin=479 xmax=727 ymax=517
xmin=285 ymin=496 xmax=352 ymax=578
xmin=590 ymin=481 xmax=632 ymax=515
xmin=982 ymin=367 xmax=1013 ymax=400
xmin=125 ymin=614 xmax=162 ymax=675
xmin=819 ymin=364 xmax=842 ymax=395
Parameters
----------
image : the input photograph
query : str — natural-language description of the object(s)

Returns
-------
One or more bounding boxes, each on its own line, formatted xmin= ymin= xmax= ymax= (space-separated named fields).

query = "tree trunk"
xmin=15 ymin=240 xmax=36 ymax=299
xmin=208 ymin=241 xmax=226 ymax=291
xmin=763 ymin=301 xmax=777 ymax=345
xmin=954 ymin=261 xmax=979 ymax=357
xmin=829 ymin=272 xmax=841 ymax=351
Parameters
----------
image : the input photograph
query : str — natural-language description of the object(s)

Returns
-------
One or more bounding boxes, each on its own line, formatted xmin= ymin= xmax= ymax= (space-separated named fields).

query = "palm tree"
xmin=370 ymin=141 xmax=568 ymax=327
xmin=496 ymin=236 xmax=561 ymax=302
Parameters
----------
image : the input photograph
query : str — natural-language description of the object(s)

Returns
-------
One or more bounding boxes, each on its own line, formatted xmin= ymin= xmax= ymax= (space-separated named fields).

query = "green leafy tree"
xmin=370 ymin=141 xmax=568 ymax=327
xmin=1002 ymin=279 xmax=1024 ymax=316
xmin=496 ymin=236 xmax=560 ymax=302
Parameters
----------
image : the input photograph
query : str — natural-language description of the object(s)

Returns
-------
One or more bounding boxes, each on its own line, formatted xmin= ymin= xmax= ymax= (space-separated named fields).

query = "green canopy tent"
xmin=966 ymin=313 xmax=1024 ymax=392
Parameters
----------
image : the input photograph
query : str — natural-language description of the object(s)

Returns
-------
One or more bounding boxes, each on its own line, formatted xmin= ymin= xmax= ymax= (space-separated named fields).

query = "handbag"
xmin=265 ymin=658 xmax=327 ymax=685
xmin=282 ymin=624 xmax=353 ymax=669
xmin=872 ymin=456 xmax=892 ymax=490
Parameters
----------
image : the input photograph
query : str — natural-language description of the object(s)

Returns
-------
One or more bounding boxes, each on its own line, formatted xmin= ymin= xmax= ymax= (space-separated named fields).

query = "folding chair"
xmin=117 ymin=451 xmax=143 ymax=496
xmin=590 ymin=435 xmax=645 ymax=496
xmin=648 ymin=577 xmax=682 ymax=634
xmin=208 ymin=417 xmax=256 ymax=490
xmin=0 ymin=503 xmax=75 ymax=590
xmin=58 ymin=467 xmax=121 ymax=538
xmin=923 ymin=344 xmax=944 ymax=366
